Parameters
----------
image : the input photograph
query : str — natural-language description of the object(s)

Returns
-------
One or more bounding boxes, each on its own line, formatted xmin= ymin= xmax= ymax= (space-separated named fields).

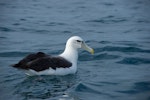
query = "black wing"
xmin=26 ymin=56 xmax=72 ymax=72
xmin=12 ymin=52 xmax=72 ymax=72
xmin=12 ymin=52 xmax=49 ymax=69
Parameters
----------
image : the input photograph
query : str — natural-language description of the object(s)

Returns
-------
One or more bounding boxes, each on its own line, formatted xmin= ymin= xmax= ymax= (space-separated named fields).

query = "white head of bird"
xmin=60 ymin=36 xmax=94 ymax=63
xmin=65 ymin=36 xmax=94 ymax=54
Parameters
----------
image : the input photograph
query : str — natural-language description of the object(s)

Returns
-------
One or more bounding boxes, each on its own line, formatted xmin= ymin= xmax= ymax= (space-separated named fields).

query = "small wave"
xmin=0 ymin=27 xmax=15 ymax=32
xmin=62 ymin=30 xmax=72 ymax=34
xmin=95 ymin=46 xmax=150 ymax=53
xmin=79 ymin=53 xmax=92 ymax=61
xmin=117 ymin=81 xmax=150 ymax=94
xmin=0 ymin=36 xmax=7 ymax=39
xmin=85 ymin=40 xmax=110 ymax=44
xmin=117 ymin=57 xmax=150 ymax=65
xmin=0 ymin=51 xmax=32 ymax=57
xmin=86 ymin=16 xmax=127 ymax=24
xmin=100 ymin=81 xmax=119 ymax=85
xmin=116 ymin=41 xmax=141 ymax=47
xmin=74 ymin=82 xmax=101 ymax=94
xmin=35 ymin=30 xmax=50 ymax=33
xmin=13 ymin=75 xmax=76 ymax=99
xmin=94 ymin=53 xmax=120 ymax=60
xmin=0 ymin=3 xmax=7 ymax=6
xmin=45 ymin=22 xmax=66 ymax=26
xmin=20 ymin=18 xmax=27 ymax=21
xmin=102 ymin=2 xmax=114 ymax=6
xmin=74 ymin=82 xmax=116 ymax=99
xmin=12 ymin=23 xmax=20 ymax=26
xmin=136 ymin=19 xmax=150 ymax=24
xmin=99 ymin=41 xmax=111 ymax=44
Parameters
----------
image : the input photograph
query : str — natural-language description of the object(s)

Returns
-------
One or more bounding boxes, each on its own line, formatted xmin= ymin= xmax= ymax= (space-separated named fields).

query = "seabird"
xmin=12 ymin=36 xmax=94 ymax=76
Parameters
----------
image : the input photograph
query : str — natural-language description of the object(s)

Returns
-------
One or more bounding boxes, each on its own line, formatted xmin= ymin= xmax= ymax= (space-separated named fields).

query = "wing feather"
xmin=27 ymin=56 xmax=72 ymax=71
xmin=12 ymin=52 xmax=72 ymax=72
xmin=12 ymin=52 xmax=48 ymax=69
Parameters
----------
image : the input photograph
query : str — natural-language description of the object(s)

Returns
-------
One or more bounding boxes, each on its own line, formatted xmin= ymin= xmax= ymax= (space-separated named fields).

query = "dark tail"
xmin=11 ymin=63 xmax=20 ymax=68
xmin=11 ymin=62 xmax=28 ymax=70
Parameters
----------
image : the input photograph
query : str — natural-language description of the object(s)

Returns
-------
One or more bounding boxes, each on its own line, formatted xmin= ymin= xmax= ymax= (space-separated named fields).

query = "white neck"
xmin=59 ymin=46 xmax=78 ymax=66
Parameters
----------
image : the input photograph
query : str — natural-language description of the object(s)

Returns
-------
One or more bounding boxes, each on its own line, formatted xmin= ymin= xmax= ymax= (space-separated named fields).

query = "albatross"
xmin=12 ymin=36 xmax=94 ymax=76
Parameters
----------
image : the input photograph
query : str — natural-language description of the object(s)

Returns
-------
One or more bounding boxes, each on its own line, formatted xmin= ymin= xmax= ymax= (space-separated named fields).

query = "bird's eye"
xmin=76 ymin=40 xmax=81 ymax=42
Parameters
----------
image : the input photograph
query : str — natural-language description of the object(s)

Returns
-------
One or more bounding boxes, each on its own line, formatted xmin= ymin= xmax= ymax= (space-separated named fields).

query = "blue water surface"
xmin=0 ymin=0 xmax=150 ymax=100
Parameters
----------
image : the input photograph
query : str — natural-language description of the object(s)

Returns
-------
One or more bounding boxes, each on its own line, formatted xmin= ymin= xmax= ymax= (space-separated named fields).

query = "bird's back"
xmin=12 ymin=52 xmax=48 ymax=69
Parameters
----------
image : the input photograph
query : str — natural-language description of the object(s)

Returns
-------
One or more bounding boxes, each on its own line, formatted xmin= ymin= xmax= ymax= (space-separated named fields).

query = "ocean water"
xmin=0 ymin=0 xmax=150 ymax=100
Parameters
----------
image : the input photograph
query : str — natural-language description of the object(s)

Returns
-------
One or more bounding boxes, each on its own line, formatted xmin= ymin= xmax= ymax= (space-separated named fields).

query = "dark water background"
xmin=0 ymin=0 xmax=150 ymax=100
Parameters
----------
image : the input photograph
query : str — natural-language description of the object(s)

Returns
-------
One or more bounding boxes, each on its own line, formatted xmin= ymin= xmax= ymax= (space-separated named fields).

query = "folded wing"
xmin=12 ymin=52 xmax=72 ymax=72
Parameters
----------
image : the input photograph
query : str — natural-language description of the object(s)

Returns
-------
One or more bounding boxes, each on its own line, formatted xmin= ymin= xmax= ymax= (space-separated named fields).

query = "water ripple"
xmin=0 ymin=36 xmax=7 ymax=39
xmin=95 ymin=46 xmax=150 ymax=53
xmin=86 ymin=16 xmax=127 ymax=24
xmin=74 ymin=82 xmax=102 ymax=94
xmin=0 ymin=27 xmax=15 ymax=32
xmin=45 ymin=22 xmax=66 ymax=26
xmin=14 ymin=75 xmax=77 ymax=99
xmin=117 ymin=81 xmax=150 ymax=94
xmin=102 ymin=2 xmax=115 ymax=6
xmin=73 ymin=82 xmax=117 ymax=99
xmin=0 ymin=51 xmax=32 ymax=57
xmin=117 ymin=57 xmax=150 ymax=65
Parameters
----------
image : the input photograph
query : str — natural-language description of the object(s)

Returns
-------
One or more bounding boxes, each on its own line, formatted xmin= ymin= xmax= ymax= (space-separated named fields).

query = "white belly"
xmin=25 ymin=66 xmax=77 ymax=76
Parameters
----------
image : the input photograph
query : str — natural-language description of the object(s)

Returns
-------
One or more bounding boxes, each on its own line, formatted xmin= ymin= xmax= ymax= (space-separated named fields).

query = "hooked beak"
xmin=81 ymin=42 xmax=94 ymax=54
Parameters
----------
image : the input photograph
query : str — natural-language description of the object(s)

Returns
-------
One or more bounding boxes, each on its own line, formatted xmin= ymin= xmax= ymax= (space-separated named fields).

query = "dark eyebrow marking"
xmin=76 ymin=40 xmax=81 ymax=42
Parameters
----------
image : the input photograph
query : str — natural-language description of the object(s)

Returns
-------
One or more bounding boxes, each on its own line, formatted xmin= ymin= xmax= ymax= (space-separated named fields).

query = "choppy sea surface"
xmin=0 ymin=0 xmax=150 ymax=100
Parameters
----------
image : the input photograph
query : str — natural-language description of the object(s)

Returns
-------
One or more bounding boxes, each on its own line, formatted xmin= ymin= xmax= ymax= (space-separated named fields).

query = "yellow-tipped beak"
xmin=81 ymin=42 xmax=94 ymax=55
xmin=90 ymin=48 xmax=94 ymax=55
